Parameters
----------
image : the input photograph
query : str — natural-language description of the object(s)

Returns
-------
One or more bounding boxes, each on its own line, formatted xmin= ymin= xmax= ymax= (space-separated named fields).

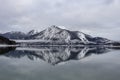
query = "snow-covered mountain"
xmin=0 ymin=25 xmax=115 ymax=45
xmin=28 ymin=25 xmax=111 ymax=44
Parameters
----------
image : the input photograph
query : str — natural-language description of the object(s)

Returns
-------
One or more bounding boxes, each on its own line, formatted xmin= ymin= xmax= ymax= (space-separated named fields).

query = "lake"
xmin=0 ymin=46 xmax=120 ymax=80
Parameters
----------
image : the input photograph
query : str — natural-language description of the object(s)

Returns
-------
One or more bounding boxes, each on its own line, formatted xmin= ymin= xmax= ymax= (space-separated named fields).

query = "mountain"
xmin=0 ymin=31 xmax=27 ymax=40
xmin=0 ymin=25 xmax=117 ymax=45
xmin=27 ymin=25 xmax=111 ymax=44
xmin=0 ymin=30 xmax=39 ymax=40
xmin=0 ymin=36 xmax=16 ymax=44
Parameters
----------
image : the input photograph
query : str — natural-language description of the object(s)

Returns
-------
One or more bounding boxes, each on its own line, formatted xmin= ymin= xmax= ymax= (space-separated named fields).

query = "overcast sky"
xmin=0 ymin=0 xmax=120 ymax=40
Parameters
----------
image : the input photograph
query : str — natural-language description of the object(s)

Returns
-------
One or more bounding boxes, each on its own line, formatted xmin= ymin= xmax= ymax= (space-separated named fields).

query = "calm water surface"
xmin=0 ymin=46 xmax=120 ymax=80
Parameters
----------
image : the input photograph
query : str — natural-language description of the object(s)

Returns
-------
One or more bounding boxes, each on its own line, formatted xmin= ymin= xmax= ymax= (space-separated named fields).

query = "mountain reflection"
xmin=0 ymin=46 xmax=110 ymax=65
xmin=0 ymin=47 xmax=16 ymax=55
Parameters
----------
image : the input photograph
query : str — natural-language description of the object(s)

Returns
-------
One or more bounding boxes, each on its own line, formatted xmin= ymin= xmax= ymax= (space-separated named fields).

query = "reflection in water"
xmin=0 ymin=46 xmax=110 ymax=65
xmin=0 ymin=47 xmax=16 ymax=55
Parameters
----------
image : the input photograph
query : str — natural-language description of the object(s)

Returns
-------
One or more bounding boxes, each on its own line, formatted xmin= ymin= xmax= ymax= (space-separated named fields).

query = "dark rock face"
xmin=0 ymin=36 xmax=16 ymax=44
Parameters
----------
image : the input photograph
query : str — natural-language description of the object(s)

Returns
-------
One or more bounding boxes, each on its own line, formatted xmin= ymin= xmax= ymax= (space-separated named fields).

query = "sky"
xmin=0 ymin=0 xmax=120 ymax=41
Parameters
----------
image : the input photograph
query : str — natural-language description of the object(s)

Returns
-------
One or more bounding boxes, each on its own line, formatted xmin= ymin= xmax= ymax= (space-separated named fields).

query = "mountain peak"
xmin=44 ymin=25 xmax=63 ymax=34
xmin=48 ymin=25 xmax=62 ymax=30
xmin=50 ymin=25 xmax=60 ymax=28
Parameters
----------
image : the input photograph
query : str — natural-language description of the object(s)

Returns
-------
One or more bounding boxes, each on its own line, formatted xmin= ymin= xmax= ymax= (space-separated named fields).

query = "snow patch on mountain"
xmin=58 ymin=26 xmax=66 ymax=29
xmin=77 ymin=32 xmax=89 ymax=44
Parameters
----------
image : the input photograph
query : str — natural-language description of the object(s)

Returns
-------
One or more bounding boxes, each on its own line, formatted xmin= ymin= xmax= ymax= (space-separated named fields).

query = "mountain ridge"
xmin=27 ymin=25 xmax=111 ymax=44
xmin=0 ymin=25 xmax=118 ymax=45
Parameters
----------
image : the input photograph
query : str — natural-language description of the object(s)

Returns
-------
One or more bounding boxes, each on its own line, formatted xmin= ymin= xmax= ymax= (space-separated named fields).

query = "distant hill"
xmin=0 ymin=36 xmax=16 ymax=45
